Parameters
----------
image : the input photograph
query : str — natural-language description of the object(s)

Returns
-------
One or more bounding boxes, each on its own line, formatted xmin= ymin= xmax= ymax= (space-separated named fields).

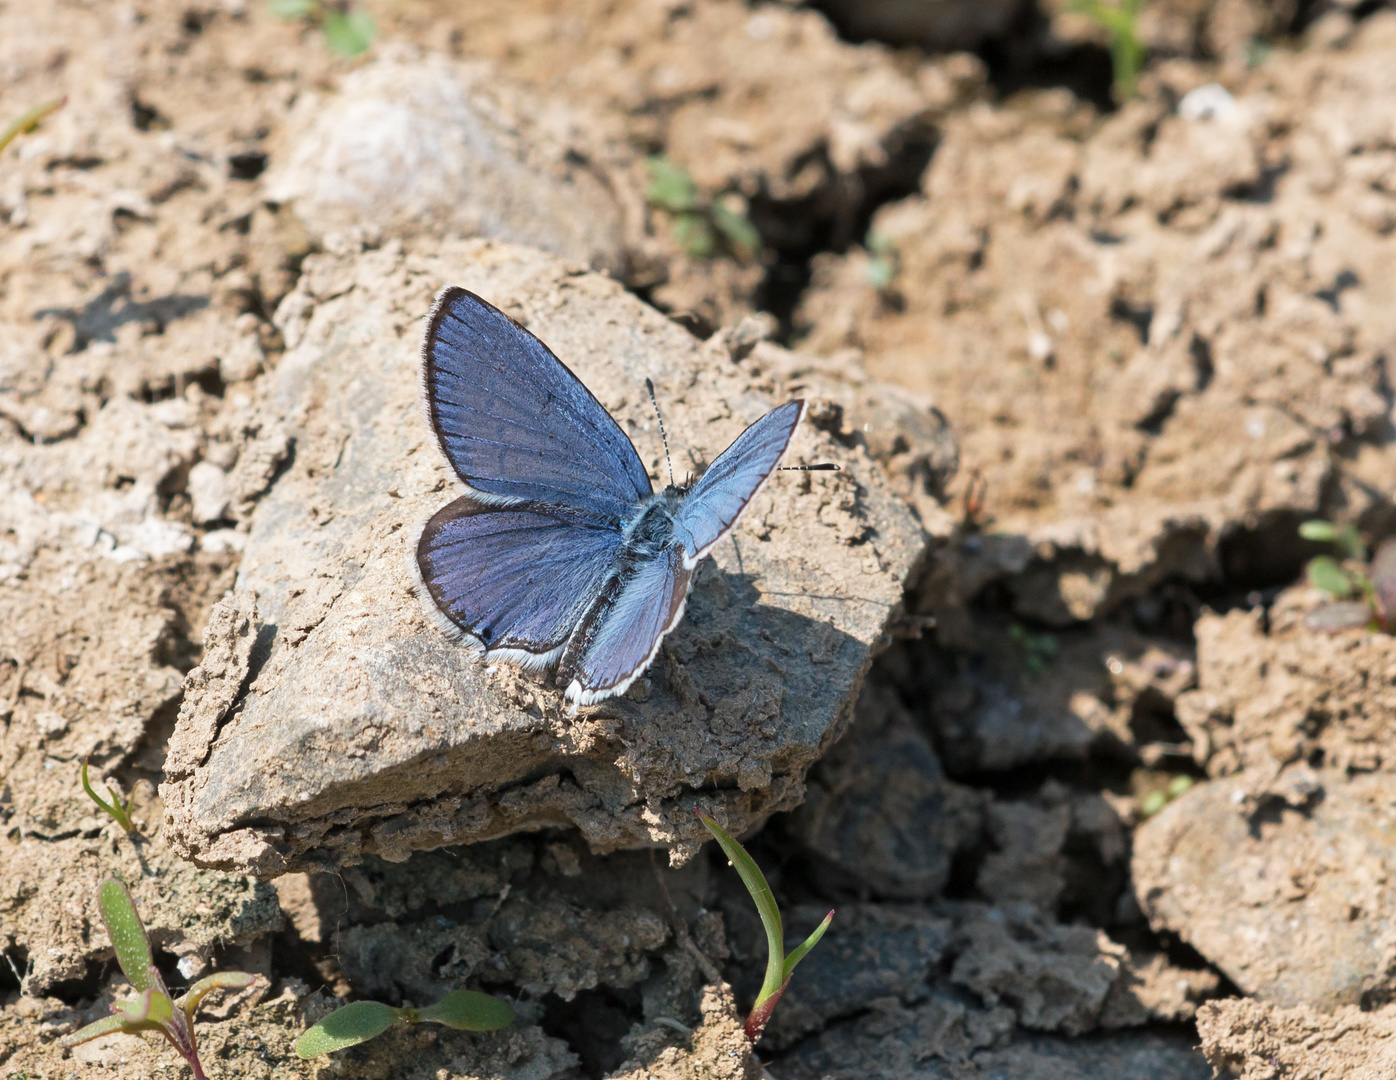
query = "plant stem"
xmin=743 ymin=982 xmax=788 ymax=1043
xmin=0 ymin=97 xmax=66 ymax=157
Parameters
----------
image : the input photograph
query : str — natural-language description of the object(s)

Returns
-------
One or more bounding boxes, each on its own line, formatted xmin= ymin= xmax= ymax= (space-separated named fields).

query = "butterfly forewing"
xmin=417 ymin=499 xmax=623 ymax=660
xmin=673 ymin=400 xmax=805 ymax=564
xmin=558 ymin=546 xmax=693 ymax=705
xmin=423 ymin=288 xmax=653 ymax=519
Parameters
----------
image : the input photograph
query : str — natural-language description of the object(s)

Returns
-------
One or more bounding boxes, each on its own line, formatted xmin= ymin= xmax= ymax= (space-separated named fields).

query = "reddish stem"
xmin=156 ymin=984 xmax=206 ymax=1080
xmin=742 ymin=978 xmax=791 ymax=1044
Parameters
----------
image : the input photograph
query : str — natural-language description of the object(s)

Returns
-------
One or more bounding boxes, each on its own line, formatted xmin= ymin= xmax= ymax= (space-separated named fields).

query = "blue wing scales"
xmin=556 ymin=545 xmax=693 ymax=705
xmin=423 ymin=287 xmax=653 ymax=520
xmin=672 ymin=400 xmax=805 ymax=564
xmin=416 ymin=498 xmax=622 ymax=662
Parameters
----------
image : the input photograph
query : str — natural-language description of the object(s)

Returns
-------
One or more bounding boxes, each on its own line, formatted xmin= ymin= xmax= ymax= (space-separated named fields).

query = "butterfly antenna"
xmin=645 ymin=377 xmax=676 ymax=487
xmin=779 ymin=463 xmax=841 ymax=471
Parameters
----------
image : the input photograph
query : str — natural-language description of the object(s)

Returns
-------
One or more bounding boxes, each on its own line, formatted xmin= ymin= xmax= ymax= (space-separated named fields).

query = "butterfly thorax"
xmin=619 ymin=487 xmax=689 ymax=562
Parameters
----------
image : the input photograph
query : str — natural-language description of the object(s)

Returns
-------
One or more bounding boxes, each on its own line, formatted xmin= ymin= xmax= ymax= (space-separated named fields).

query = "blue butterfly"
xmin=414 ymin=287 xmax=809 ymax=706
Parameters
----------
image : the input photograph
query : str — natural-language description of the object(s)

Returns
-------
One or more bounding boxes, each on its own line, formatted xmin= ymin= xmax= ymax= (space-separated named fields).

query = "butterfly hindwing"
xmin=416 ymin=498 xmax=623 ymax=663
xmin=673 ymin=400 xmax=805 ymax=564
xmin=423 ymin=287 xmax=653 ymax=520
xmin=556 ymin=545 xmax=693 ymax=705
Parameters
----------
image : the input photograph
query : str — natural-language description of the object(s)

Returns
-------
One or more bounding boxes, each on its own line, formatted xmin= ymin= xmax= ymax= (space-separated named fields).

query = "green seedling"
xmin=1299 ymin=518 xmax=1364 ymax=560
xmin=697 ymin=811 xmax=833 ymax=1043
xmin=1140 ymin=773 xmax=1193 ymax=817
xmin=1008 ymin=623 xmax=1059 ymax=676
xmin=82 ymin=757 xmax=136 ymax=834
xmin=645 ymin=156 xmax=761 ymax=262
xmin=1068 ymin=0 xmax=1146 ymax=102
xmin=61 ymin=879 xmax=257 ymax=1080
xmin=1299 ymin=521 xmax=1396 ymax=633
xmin=864 ymin=230 xmax=899 ymax=291
xmin=268 ymin=0 xmax=377 ymax=57
xmin=0 ymin=97 xmax=66 ymax=157
xmin=295 ymin=990 xmax=514 ymax=1058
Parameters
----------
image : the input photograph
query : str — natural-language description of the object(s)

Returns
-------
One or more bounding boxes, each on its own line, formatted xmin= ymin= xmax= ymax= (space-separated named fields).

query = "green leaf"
xmin=1166 ymin=775 xmax=1194 ymax=799
xmin=1299 ymin=520 xmax=1339 ymax=543
xmin=323 ymin=7 xmax=375 ymax=56
xmin=114 ymin=988 xmax=173 ymax=1026
xmin=645 ymin=156 xmax=698 ymax=212
xmin=99 ymin=879 xmax=154 ymax=992
xmin=1338 ymin=524 xmax=1366 ymax=562
xmin=781 ymin=909 xmax=834 ymax=983
xmin=61 ymin=1013 xmax=133 ymax=1049
xmin=416 ymin=990 xmax=515 ymax=1031
xmin=267 ymin=0 xmax=318 ymax=18
xmin=1301 ymin=519 xmax=1365 ymax=560
xmin=698 ymin=812 xmax=786 ymax=1005
xmin=1065 ymin=0 xmax=1145 ymax=101
xmin=296 ymin=1001 xmax=402 ymax=1058
xmin=710 ymin=198 xmax=761 ymax=260
xmin=1140 ymin=790 xmax=1167 ymax=817
xmin=1307 ymin=555 xmax=1354 ymax=599
xmin=672 ymin=213 xmax=715 ymax=259
xmin=82 ymin=758 xmax=135 ymax=833
xmin=182 ymin=971 xmax=257 ymax=1022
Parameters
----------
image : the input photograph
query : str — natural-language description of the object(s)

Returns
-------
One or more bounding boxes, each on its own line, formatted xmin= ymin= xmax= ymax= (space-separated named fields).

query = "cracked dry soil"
xmin=4 ymin=2 xmax=1396 ymax=1079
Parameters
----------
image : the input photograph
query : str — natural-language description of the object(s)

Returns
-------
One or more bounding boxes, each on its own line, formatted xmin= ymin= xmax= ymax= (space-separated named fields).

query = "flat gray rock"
xmin=1133 ymin=770 xmax=1396 ymax=1009
xmin=161 ymin=238 xmax=923 ymax=876
xmin=263 ymin=49 xmax=637 ymax=278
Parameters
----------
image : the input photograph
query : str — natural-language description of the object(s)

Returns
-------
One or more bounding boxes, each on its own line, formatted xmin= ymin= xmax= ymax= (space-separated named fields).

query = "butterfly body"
xmin=415 ymin=286 xmax=806 ymax=706
xmin=621 ymin=487 xmax=686 ymax=556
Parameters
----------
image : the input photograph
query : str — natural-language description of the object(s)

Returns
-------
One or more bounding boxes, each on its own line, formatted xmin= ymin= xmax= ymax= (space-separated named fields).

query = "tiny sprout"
xmin=1299 ymin=519 xmax=1364 ymax=561
xmin=864 ymin=231 xmax=898 ymax=291
xmin=296 ymin=989 xmax=514 ymax=1058
xmin=1307 ymin=554 xmax=1356 ymax=599
xmin=61 ymin=879 xmax=257 ymax=1080
xmin=697 ymin=811 xmax=833 ymax=1043
xmin=1140 ymin=774 xmax=1194 ymax=817
xmin=82 ymin=757 xmax=136 ymax=834
xmin=268 ymin=0 xmax=377 ymax=57
xmin=1067 ymin=0 xmax=1146 ymax=103
xmin=1008 ymin=623 xmax=1059 ymax=677
xmin=645 ymin=156 xmax=761 ymax=263
xmin=0 ymin=97 xmax=66 ymax=157
xmin=1299 ymin=521 xmax=1396 ymax=633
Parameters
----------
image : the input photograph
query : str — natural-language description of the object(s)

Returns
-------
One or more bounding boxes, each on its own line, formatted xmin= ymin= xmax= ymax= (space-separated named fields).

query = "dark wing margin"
xmin=421 ymin=287 xmax=653 ymax=520
xmin=414 ymin=497 xmax=623 ymax=665
xmin=672 ymin=400 xmax=805 ymax=565
xmin=555 ymin=545 xmax=693 ymax=705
